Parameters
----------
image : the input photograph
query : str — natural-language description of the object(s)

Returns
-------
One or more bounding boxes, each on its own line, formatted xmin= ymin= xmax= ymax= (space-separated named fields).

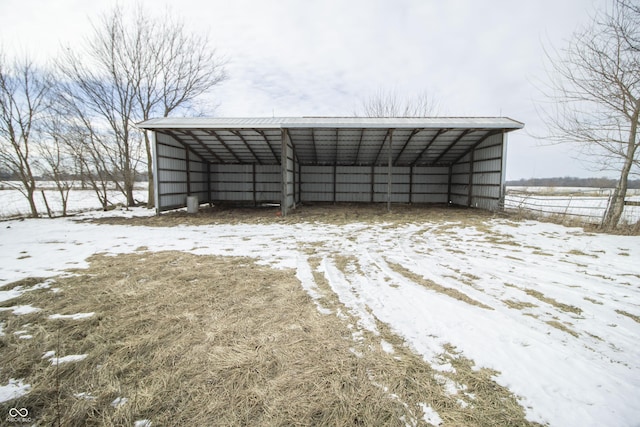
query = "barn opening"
xmin=137 ymin=117 xmax=524 ymax=216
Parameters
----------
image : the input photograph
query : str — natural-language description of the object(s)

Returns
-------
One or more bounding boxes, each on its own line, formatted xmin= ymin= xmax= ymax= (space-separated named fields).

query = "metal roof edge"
xmin=137 ymin=116 xmax=525 ymax=130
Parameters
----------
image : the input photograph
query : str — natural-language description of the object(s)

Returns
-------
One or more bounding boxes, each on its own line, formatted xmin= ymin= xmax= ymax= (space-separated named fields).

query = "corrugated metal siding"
xmin=211 ymin=164 xmax=280 ymax=203
xmin=299 ymin=165 xmax=449 ymax=203
xmin=156 ymin=133 xmax=188 ymax=211
xmin=282 ymin=131 xmax=296 ymax=213
xmin=471 ymin=134 xmax=503 ymax=210
xmin=448 ymin=133 xmax=504 ymax=210
xmin=156 ymin=132 xmax=209 ymax=211
xmin=188 ymin=152 xmax=208 ymax=205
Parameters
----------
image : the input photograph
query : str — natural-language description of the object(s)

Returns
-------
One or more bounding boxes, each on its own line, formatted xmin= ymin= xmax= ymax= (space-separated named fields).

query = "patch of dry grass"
xmin=502 ymin=299 xmax=539 ymax=310
xmin=566 ymin=249 xmax=598 ymax=258
xmin=306 ymin=256 xmax=537 ymax=427
xmin=545 ymin=320 xmax=580 ymax=338
xmin=583 ymin=297 xmax=604 ymax=305
xmin=483 ymin=234 xmax=521 ymax=247
xmin=615 ymin=309 xmax=640 ymax=324
xmin=0 ymin=252 xmax=539 ymax=426
xmin=384 ymin=259 xmax=493 ymax=310
xmin=523 ymin=289 xmax=582 ymax=315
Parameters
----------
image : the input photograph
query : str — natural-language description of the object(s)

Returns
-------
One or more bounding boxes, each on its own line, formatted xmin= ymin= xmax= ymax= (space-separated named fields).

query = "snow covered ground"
xmin=1 ymin=205 xmax=639 ymax=426
xmin=504 ymin=192 xmax=640 ymax=224
xmin=0 ymin=182 xmax=147 ymax=218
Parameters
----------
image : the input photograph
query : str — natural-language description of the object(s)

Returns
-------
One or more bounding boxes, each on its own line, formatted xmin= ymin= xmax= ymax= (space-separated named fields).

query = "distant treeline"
xmin=507 ymin=177 xmax=640 ymax=189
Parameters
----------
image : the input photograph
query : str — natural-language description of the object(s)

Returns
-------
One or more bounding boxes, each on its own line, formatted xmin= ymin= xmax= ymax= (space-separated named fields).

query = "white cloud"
xmin=0 ymin=0 xmax=615 ymax=178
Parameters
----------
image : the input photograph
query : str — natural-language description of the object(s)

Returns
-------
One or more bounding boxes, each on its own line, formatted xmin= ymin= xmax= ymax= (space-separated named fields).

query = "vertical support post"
xmin=298 ymin=163 xmax=303 ymax=204
xmin=293 ymin=155 xmax=297 ymax=208
xmin=206 ymin=162 xmax=212 ymax=207
xmin=409 ymin=165 xmax=414 ymax=204
xmin=467 ymin=148 xmax=475 ymax=207
xmin=370 ymin=165 xmax=375 ymax=203
xmin=151 ymin=131 xmax=160 ymax=215
xmin=447 ymin=165 xmax=453 ymax=206
xmin=186 ymin=148 xmax=191 ymax=196
xmin=387 ymin=129 xmax=394 ymax=212
xmin=297 ymin=162 xmax=301 ymax=205
xmin=280 ymin=129 xmax=288 ymax=217
xmin=252 ymin=163 xmax=257 ymax=206
xmin=499 ymin=131 xmax=508 ymax=210
xmin=333 ymin=165 xmax=337 ymax=204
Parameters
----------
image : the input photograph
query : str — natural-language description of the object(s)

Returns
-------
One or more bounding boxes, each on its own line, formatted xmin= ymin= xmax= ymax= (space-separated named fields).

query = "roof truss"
xmin=145 ymin=119 xmax=520 ymax=167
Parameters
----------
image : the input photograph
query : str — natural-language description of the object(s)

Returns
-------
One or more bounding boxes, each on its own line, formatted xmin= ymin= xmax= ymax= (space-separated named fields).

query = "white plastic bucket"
xmin=186 ymin=196 xmax=199 ymax=214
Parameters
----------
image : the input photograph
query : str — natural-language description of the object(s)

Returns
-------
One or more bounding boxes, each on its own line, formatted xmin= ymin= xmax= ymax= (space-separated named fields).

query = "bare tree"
xmin=39 ymin=116 xmax=80 ymax=216
xmin=542 ymin=0 xmax=640 ymax=229
xmin=57 ymin=8 xmax=142 ymax=208
xmin=57 ymin=4 xmax=227 ymax=209
xmin=54 ymin=96 xmax=118 ymax=211
xmin=0 ymin=53 xmax=50 ymax=218
xmin=126 ymin=6 xmax=227 ymax=207
xmin=358 ymin=88 xmax=440 ymax=117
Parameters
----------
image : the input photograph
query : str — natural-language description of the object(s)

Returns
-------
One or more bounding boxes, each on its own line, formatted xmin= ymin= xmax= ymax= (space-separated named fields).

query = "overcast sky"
xmin=0 ymin=0 xmax=612 ymax=180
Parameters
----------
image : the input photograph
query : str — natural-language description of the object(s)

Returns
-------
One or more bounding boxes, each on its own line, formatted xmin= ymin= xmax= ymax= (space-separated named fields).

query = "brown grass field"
xmin=0 ymin=204 xmax=543 ymax=426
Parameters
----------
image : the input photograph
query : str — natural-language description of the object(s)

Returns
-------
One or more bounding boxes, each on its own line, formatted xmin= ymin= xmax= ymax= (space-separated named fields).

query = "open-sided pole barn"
xmin=137 ymin=117 xmax=524 ymax=215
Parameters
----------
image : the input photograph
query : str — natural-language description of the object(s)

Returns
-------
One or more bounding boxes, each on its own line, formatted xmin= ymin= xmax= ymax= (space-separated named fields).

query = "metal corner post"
xmin=280 ymin=128 xmax=288 ymax=217
xmin=387 ymin=129 xmax=394 ymax=212
xmin=150 ymin=130 xmax=160 ymax=215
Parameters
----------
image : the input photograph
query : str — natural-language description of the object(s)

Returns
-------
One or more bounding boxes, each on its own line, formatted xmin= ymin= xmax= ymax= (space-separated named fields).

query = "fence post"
xmin=601 ymin=192 xmax=613 ymax=227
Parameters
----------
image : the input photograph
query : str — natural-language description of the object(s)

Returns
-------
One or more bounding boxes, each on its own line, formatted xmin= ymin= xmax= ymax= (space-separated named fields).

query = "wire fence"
xmin=504 ymin=190 xmax=640 ymax=226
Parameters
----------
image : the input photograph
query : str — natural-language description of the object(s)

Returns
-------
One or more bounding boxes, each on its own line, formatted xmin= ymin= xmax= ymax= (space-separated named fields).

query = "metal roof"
xmin=140 ymin=116 xmax=523 ymax=129
xmin=138 ymin=116 xmax=523 ymax=167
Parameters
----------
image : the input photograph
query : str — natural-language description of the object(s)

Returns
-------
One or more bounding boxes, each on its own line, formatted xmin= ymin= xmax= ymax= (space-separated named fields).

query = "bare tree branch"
xmin=56 ymin=4 xmax=227 ymax=208
xmin=356 ymin=88 xmax=440 ymax=118
xmin=0 ymin=52 xmax=51 ymax=217
xmin=541 ymin=0 xmax=640 ymax=228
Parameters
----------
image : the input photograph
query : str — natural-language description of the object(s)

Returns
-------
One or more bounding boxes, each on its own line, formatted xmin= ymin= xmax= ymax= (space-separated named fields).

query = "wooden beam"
xmin=431 ymin=129 xmax=473 ymax=165
xmin=410 ymin=128 xmax=447 ymax=166
xmin=203 ymin=129 xmax=242 ymax=163
xmin=231 ymin=130 xmax=262 ymax=165
xmin=254 ymin=129 xmax=279 ymax=163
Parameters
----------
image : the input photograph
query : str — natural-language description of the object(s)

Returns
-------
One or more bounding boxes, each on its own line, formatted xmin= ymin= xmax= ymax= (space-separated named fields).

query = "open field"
xmin=0 ymin=182 xmax=148 ymax=219
xmin=2 ymin=181 xmax=639 ymax=229
xmin=1 ymin=204 xmax=639 ymax=426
